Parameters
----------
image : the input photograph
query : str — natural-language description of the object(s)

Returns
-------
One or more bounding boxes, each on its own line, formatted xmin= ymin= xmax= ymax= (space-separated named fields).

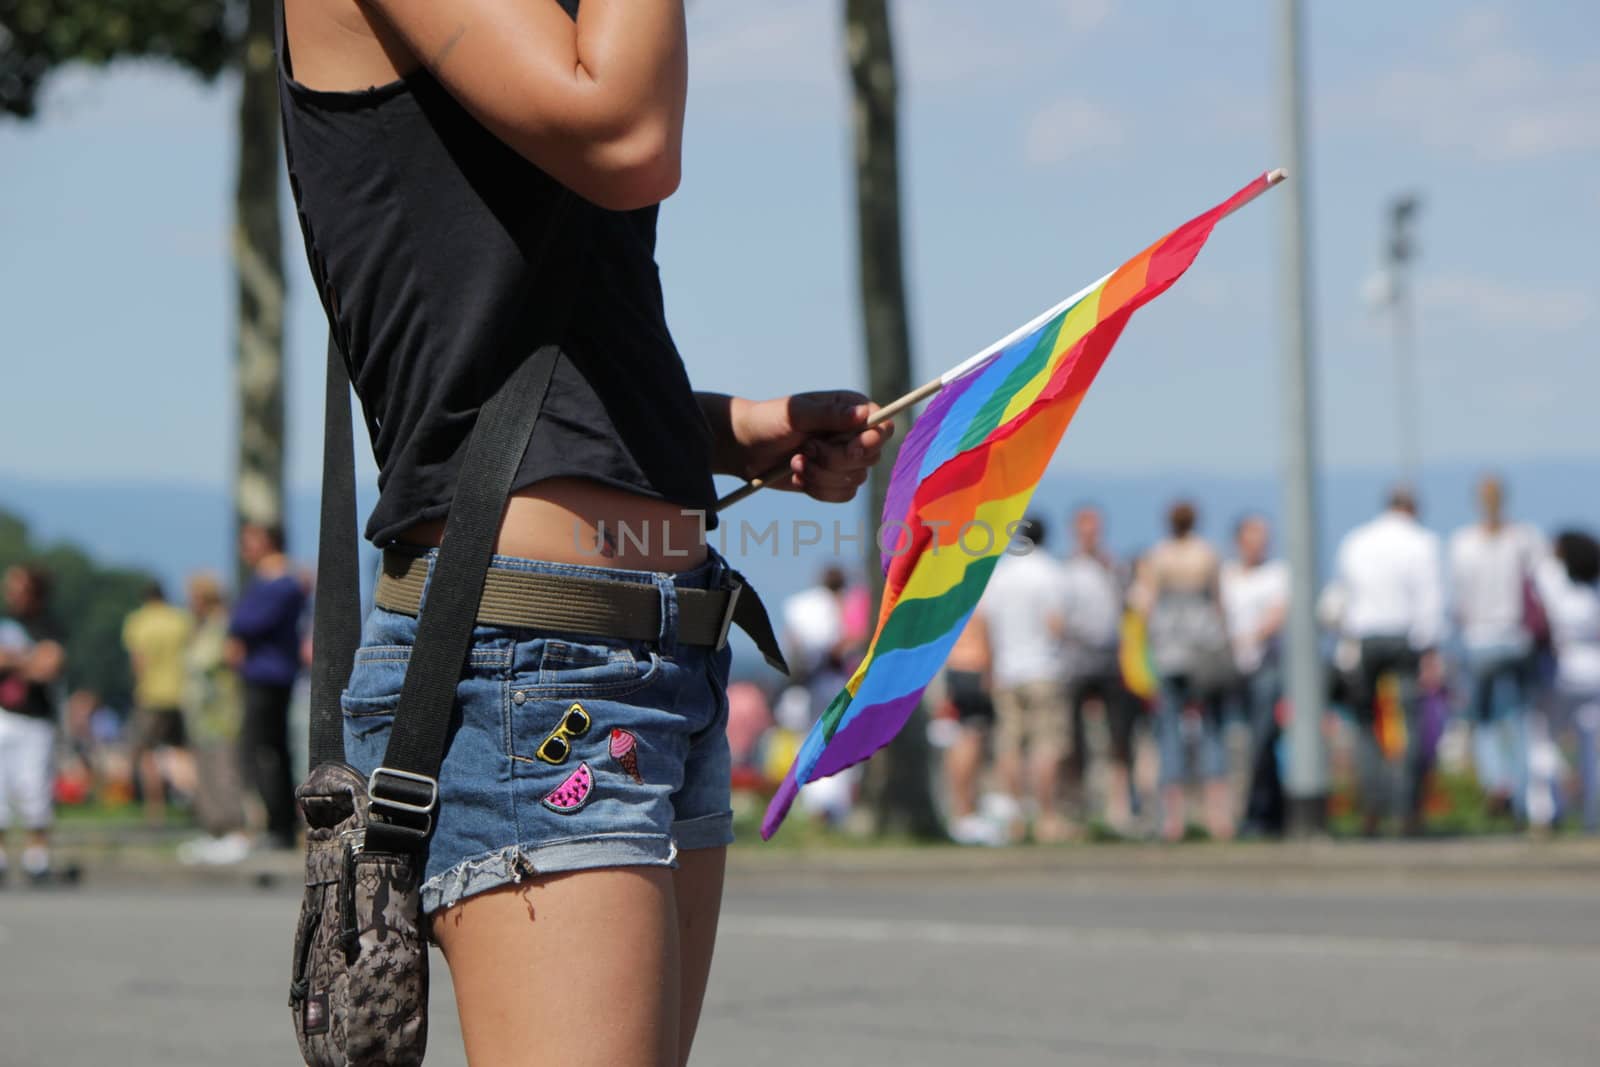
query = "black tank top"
xmin=275 ymin=1 xmax=715 ymax=545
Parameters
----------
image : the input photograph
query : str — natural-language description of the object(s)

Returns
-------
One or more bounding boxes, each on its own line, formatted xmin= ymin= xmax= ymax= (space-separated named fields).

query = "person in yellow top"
xmin=122 ymin=583 xmax=194 ymax=825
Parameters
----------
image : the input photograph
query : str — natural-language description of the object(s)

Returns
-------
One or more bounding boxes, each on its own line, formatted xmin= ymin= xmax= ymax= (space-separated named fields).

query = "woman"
xmin=0 ymin=565 xmax=66 ymax=885
xmin=940 ymin=611 xmax=997 ymax=846
xmin=1535 ymin=531 xmax=1600 ymax=832
xmin=277 ymin=2 xmax=886 ymax=1064
xmin=176 ymin=573 xmax=250 ymax=866
xmin=1134 ymin=501 xmax=1234 ymax=842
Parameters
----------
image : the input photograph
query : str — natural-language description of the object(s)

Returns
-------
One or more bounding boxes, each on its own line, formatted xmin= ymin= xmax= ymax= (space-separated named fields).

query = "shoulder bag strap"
xmin=362 ymin=200 xmax=588 ymax=854
xmin=306 ymin=333 xmax=364 ymax=769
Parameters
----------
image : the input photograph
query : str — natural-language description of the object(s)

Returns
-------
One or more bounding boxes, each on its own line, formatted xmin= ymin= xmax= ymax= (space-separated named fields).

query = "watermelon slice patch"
xmin=542 ymin=762 xmax=594 ymax=813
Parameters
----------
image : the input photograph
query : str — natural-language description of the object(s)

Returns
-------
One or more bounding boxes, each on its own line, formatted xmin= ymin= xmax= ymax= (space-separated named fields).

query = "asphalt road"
xmin=3 ymin=864 xmax=1598 ymax=1066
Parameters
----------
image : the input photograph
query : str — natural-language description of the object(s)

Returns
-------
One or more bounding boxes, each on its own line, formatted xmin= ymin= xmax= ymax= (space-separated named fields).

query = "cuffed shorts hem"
xmin=672 ymin=810 xmax=735 ymax=851
xmin=422 ymin=832 xmax=678 ymax=914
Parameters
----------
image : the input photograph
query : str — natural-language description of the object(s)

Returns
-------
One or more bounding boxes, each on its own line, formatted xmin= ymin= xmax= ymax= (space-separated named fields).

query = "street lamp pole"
xmin=1386 ymin=196 xmax=1423 ymax=485
xmin=1278 ymin=0 xmax=1328 ymax=834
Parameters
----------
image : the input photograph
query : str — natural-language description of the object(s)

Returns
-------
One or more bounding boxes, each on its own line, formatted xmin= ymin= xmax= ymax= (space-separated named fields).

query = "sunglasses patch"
xmin=542 ymin=762 xmax=594 ymax=814
xmin=609 ymin=729 xmax=643 ymax=784
xmin=535 ymin=702 xmax=592 ymax=765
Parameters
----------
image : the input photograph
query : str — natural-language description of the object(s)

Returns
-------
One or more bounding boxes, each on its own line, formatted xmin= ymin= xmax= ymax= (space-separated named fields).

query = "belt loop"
xmin=419 ymin=548 xmax=441 ymax=612
xmin=654 ymin=572 xmax=680 ymax=657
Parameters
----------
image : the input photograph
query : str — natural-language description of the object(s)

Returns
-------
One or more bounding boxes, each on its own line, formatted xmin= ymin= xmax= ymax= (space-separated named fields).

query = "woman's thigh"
xmin=673 ymin=846 xmax=727 ymax=1067
xmin=435 ymin=866 xmax=680 ymax=1067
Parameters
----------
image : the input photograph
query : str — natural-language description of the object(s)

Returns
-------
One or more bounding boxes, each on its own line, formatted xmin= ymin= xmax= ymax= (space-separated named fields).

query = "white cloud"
xmin=689 ymin=1 xmax=1089 ymax=103
xmin=897 ymin=5 xmax=1025 ymax=88
xmin=689 ymin=4 xmax=837 ymax=92
xmin=1344 ymin=6 xmax=1600 ymax=162
xmin=1418 ymin=273 xmax=1596 ymax=332
xmin=1449 ymin=6 xmax=1512 ymax=52
xmin=1061 ymin=0 xmax=1114 ymax=34
xmin=1023 ymin=97 xmax=1125 ymax=165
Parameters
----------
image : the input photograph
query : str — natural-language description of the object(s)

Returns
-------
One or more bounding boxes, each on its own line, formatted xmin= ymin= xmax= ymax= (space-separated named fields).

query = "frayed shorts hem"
xmin=421 ymin=813 xmax=735 ymax=915
xmin=422 ymin=833 xmax=676 ymax=914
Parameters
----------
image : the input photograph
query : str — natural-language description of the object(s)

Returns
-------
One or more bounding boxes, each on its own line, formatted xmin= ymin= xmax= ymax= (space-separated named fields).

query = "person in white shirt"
xmin=1330 ymin=487 xmax=1445 ymax=834
xmin=1221 ymin=515 xmax=1290 ymax=837
xmin=782 ymin=566 xmax=850 ymax=715
xmin=1447 ymin=475 xmax=1547 ymax=815
xmin=1059 ymin=505 xmax=1140 ymax=835
xmin=1533 ymin=531 xmax=1600 ymax=832
xmin=979 ymin=516 xmax=1075 ymax=842
xmin=781 ymin=566 xmax=856 ymax=825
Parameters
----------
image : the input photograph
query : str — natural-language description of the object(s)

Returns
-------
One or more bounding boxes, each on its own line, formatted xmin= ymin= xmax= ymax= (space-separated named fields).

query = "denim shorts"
xmin=342 ymin=550 xmax=735 ymax=915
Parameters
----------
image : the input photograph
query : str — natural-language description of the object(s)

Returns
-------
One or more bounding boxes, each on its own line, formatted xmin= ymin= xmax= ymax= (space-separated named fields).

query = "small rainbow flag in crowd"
xmin=762 ymin=171 xmax=1282 ymax=838
xmin=1118 ymin=610 xmax=1160 ymax=703
xmin=1374 ymin=673 xmax=1408 ymax=761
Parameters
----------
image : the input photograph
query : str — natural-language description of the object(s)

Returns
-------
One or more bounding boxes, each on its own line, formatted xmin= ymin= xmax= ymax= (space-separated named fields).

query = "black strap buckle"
xmin=366 ymin=767 xmax=437 ymax=843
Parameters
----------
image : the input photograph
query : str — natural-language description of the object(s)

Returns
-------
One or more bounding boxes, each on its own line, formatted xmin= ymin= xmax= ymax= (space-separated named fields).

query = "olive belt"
xmin=374 ymin=549 xmax=787 ymax=670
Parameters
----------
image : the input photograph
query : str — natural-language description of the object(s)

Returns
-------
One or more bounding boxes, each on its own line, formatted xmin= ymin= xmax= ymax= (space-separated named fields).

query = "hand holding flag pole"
xmin=716 ymin=169 xmax=1286 ymax=514
xmin=724 ymin=168 xmax=1287 ymax=838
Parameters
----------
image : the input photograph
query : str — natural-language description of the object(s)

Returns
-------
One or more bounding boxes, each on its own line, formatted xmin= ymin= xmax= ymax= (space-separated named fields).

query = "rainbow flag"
xmin=761 ymin=171 xmax=1279 ymax=838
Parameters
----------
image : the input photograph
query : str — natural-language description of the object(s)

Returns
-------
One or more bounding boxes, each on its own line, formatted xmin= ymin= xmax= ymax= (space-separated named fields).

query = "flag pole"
xmin=715 ymin=169 xmax=1287 ymax=512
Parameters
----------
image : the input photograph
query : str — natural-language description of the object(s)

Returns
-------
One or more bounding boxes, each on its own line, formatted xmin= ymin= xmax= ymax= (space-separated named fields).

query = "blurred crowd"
xmin=3 ymin=476 xmax=1597 ymax=871
xmin=751 ymin=474 xmax=1600 ymax=843
xmin=0 ymin=522 xmax=307 ymax=880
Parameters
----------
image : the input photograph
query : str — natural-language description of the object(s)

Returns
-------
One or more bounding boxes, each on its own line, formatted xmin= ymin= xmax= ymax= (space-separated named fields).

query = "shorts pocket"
xmin=340 ymin=647 xmax=409 ymax=738
xmin=506 ymin=640 xmax=660 ymax=771
xmin=511 ymin=638 xmax=660 ymax=700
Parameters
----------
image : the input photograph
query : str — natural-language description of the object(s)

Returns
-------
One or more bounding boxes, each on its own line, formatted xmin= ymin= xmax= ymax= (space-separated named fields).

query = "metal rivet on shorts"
xmin=512 ymin=690 xmax=527 ymax=705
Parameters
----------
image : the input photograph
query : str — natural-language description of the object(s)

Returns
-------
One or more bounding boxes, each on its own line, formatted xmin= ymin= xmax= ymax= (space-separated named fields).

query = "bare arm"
xmin=24 ymin=640 xmax=64 ymax=685
xmin=1129 ymin=551 xmax=1157 ymax=619
xmin=1206 ymin=550 xmax=1229 ymax=645
xmin=972 ymin=612 xmax=993 ymax=689
xmin=360 ymin=0 xmax=687 ymax=210
xmin=1256 ymin=600 xmax=1289 ymax=645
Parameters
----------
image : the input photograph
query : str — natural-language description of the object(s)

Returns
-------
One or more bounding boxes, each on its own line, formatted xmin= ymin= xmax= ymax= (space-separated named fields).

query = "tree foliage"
xmin=0 ymin=0 xmax=234 ymax=117
xmin=3 ymin=0 xmax=287 ymax=578
xmin=0 ymin=509 xmax=156 ymax=709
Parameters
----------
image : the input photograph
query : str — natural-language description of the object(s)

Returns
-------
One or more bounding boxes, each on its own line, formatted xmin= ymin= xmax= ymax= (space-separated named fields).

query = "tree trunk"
xmin=844 ymin=0 xmax=942 ymax=839
xmin=232 ymin=0 xmax=285 ymax=577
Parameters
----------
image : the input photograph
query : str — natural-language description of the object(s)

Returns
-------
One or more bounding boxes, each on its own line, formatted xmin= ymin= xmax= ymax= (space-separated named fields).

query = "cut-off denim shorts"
xmin=341 ymin=549 xmax=735 ymax=915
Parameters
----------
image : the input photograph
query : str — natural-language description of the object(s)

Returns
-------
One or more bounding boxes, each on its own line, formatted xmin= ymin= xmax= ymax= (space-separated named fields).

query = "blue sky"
xmin=2 ymin=0 xmax=1596 ymax=500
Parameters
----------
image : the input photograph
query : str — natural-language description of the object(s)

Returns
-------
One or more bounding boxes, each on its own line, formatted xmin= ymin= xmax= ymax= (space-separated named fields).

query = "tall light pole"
xmin=1385 ymin=195 xmax=1423 ymax=485
xmin=1278 ymin=0 xmax=1327 ymax=834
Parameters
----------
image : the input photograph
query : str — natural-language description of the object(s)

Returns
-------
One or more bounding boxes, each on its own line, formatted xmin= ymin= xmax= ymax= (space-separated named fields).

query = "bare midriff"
xmin=398 ymin=478 xmax=710 ymax=573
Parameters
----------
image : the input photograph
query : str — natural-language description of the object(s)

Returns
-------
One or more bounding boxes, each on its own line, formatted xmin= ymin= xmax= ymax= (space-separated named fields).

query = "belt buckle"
xmin=715 ymin=581 xmax=742 ymax=651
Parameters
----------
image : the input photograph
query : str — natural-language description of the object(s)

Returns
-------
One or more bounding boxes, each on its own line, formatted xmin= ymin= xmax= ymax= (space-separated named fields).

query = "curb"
xmin=55 ymin=836 xmax=1600 ymax=891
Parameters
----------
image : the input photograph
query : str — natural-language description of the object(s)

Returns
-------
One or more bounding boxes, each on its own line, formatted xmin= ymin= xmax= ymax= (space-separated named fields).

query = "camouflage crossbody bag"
xmin=289 ymin=329 xmax=574 ymax=1065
